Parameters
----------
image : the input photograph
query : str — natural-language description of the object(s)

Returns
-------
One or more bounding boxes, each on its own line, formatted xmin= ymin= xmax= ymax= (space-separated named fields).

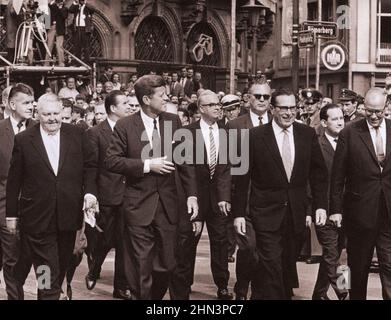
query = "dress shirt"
xmin=141 ymin=109 xmax=161 ymax=173
xmin=10 ymin=115 xmax=26 ymax=135
xmin=325 ymin=132 xmax=338 ymax=151
xmin=250 ymin=110 xmax=269 ymax=127
xmin=272 ymin=120 xmax=295 ymax=166
xmin=200 ymin=118 xmax=219 ymax=165
xmin=75 ymin=4 xmax=86 ymax=27
xmin=107 ymin=117 xmax=116 ymax=131
xmin=367 ymin=119 xmax=387 ymax=159
xmin=40 ymin=126 xmax=60 ymax=175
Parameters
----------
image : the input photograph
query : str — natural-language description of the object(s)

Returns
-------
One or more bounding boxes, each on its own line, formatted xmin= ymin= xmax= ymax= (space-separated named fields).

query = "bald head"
xmin=365 ymin=87 xmax=388 ymax=128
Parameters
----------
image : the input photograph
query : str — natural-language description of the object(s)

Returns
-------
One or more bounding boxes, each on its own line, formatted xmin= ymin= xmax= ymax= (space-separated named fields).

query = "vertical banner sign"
xmin=281 ymin=0 xmax=307 ymax=57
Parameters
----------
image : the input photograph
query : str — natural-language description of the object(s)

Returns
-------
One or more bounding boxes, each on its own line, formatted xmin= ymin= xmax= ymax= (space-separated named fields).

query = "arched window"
xmin=135 ymin=16 xmax=174 ymax=62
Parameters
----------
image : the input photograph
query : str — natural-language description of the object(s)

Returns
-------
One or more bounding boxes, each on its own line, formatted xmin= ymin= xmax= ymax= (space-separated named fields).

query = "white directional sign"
xmin=321 ymin=44 xmax=346 ymax=71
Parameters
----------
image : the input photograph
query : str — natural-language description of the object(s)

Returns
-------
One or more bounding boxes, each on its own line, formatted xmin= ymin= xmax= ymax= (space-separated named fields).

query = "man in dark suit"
xmin=171 ymin=72 xmax=184 ymax=99
xmin=233 ymin=88 xmax=328 ymax=300
xmin=69 ymin=0 xmax=93 ymax=62
xmin=169 ymin=90 xmax=232 ymax=300
xmin=6 ymin=93 xmax=98 ymax=300
xmin=0 ymin=83 xmax=35 ymax=300
xmin=330 ymin=87 xmax=391 ymax=300
xmin=181 ymin=68 xmax=194 ymax=102
xmin=312 ymin=104 xmax=348 ymax=300
xmin=85 ymin=90 xmax=131 ymax=299
xmin=105 ymin=75 xmax=198 ymax=300
xmin=226 ymin=82 xmax=272 ymax=300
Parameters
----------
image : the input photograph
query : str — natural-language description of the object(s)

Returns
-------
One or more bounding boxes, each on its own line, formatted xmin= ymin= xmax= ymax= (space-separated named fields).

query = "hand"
xmin=234 ymin=217 xmax=246 ymax=236
xmin=6 ymin=218 xmax=18 ymax=235
xmin=306 ymin=216 xmax=312 ymax=228
xmin=315 ymin=209 xmax=327 ymax=227
xmin=329 ymin=213 xmax=343 ymax=228
xmin=218 ymin=201 xmax=231 ymax=216
xmin=192 ymin=221 xmax=203 ymax=237
xmin=187 ymin=197 xmax=199 ymax=221
xmin=149 ymin=156 xmax=175 ymax=175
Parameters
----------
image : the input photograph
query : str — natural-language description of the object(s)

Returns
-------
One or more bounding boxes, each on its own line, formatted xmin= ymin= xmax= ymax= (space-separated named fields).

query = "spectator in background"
xmin=190 ymin=94 xmax=198 ymax=104
xmin=71 ymin=105 xmax=89 ymax=130
xmin=321 ymin=97 xmax=333 ymax=109
xmin=104 ymin=82 xmax=114 ymax=95
xmin=85 ymin=110 xmax=95 ymax=128
xmin=75 ymin=94 xmax=87 ymax=110
xmin=179 ymin=99 xmax=189 ymax=110
xmin=127 ymin=95 xmax=140 ymax=115
xmin=61 ymin=99 xmax=73 ymax=124
xmin=99 ymin=66 xmax=113 ymax=84
xmin=58 ymin=77 xmax=80 ymax=103
xmin=93 ymin=82 xmax=104 ymax=102
xmin=178 ymin=109 xmax=190 ymax=126
xmin=112 ymin=73 xmax=122 ymax=91
xmin=45 ymin=0 xmax=68 ymax=67
xmin=171 ymin=95 xmax=179 ymax=105
xmin=1 ymin=86 xmax=13 ymax=119
xmin=187 ymin=103 xmax=201 ymax=123
xmin=193 ymin=72 xmax=203 ymax=92
xmin=94 ymin=103 xmax=107 ymax=124
xmin=171 ymin=72 xmax=184 ymax=99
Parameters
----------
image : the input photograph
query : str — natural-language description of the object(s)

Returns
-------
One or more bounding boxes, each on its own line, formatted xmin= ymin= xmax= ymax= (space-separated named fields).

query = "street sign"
xmin=321 ymin=44 xmax=346 ymax=71
xmin=302 ymin=21 xmax=338 ymax=39
xmin=298 ymin=30 xmax=315 ymax=48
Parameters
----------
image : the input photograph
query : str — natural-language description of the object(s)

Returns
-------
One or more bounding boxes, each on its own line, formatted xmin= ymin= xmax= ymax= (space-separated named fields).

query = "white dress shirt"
xmin=141 ymin=109 xmax=161 ymax=173
xmin=75 ymin=4 xmax=86 ymax=27
xmin=325 ymin=132 xmax=338 ymax=151
xmin=200 ymin=118 xmax=219 ymax=165
xmin=272 ymin=120 xmax=295 ymax=166
xmin=250 ymin=110 xmax=269 ymax=127
xmin=40 ymin=126 xmax=60 ymax=175
xmin=107 ymin=117 xmax=116 ymax=131
xmin=10 ymin=115 xmax=26 ymax=135
xmin=367 ymin=119 xmax=387 ymax=157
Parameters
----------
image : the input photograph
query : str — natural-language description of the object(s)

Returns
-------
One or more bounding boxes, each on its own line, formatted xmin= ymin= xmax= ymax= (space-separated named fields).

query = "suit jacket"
xmin=232 ymin=122 xmax=328 ymax=234
xmin=88 ymin=119 xmax=125 ymax=206
xmin=6 ymin=123 xmax=97 ymax=234
xmin=318 ymin=134 xmax=335 ymax=214
xmin=182 ymin=78 xmax=194 ymax=98
xmin=330 ymin=119 xmax=391 ymax=231
xmin=69 ymin=3 xmax=93 ymax=33
xmin=0 ymin=118 xmax=35 ymax=224
xmin=49 ymin=2 xmax=68 ymax=36
xmin=105 ymin=111 xmax=197 ymax=227
xmin=171 ymin=82 xmax=184 ymax=98
xmin=185 ymin=121 xmax=231 ymax=221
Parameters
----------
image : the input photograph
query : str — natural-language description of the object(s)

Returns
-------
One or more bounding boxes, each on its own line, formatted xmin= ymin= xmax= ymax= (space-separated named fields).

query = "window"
xmin=377 ymin=0 xmax=391 ymax=64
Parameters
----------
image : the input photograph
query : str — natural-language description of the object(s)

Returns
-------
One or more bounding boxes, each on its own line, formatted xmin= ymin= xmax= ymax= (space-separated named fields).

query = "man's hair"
xmin=105 ymin=90 xmax=125 ymax=115
xmin=76 ymin=94 xmax=86 ymax=102
xmin=134 ymin=75 xmax=165 ymax=106
xmin=105 ymin=65 xmax=113 ymax=71
xmin=61 ymin=98 xmax=73 ymax=109
xmin=37 ymin=93 xmax=61 ymax=112
xmin=9 ymin=83 xmax=34 ymax=101
xmin=320 ymin=103 xmax=342 ymax=121
xmin=248 ymin=81 xmax=271 ymax=95
xmin=67 ymin=77 xmax=75 ymax=83
xmin=197 ymin=89 xmax=217 ymax=108
xmin=187 ymin=103 xmax=198 ymax=117
xmin=72 ymin=105 xmax=86 ymax=118
xmin=271 ymin=88 xmax=296 ymax=107
xmin=2 ymin=86 xmax=13 ymax=106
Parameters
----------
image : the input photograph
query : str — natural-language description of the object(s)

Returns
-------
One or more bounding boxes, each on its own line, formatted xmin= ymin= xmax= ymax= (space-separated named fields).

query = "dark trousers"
xmin=227 ymin=215 xmax=236 ymax=258
xmin=123 ymin=200 xmax=177 ymax=300
xmin=73 ymin=27 xmax=89 ymax=61
xmin=87 ymin=205 xmax=128 ymax=290
xmin=252 ymin=208 xmax=301 ymax=300
xmin=15 ymin=230 xmax=76 ymax=300
xmin=169 ymin=218 xmax=202 ymax=300
xmin=170 ymin=211 xmax=230 ymax=299
xmin=0 ymin=224 xmax=25 ymax=300
xmin=347 ymin=194 xmax=391 ymax=300
xmin=313 ymin=220 xmax=346 ymax=298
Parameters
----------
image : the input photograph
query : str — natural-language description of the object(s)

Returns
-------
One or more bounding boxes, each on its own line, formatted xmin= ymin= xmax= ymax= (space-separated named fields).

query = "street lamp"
xmin=242 ymin=0 xmax=267 ymax=75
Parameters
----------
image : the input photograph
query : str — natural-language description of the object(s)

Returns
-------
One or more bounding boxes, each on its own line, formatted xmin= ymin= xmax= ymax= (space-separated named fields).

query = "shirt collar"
xmin=10 ymin=115 xmax=24 ymax=128
xmin=107 ymin=117 xmax=116 ymax=131
xmin=200 ymin=118 xmax=217 ymax=130
xmin=140 ymin=108 xmax=159 ymax=126
xmin=272 ymin=119 xmax=293 ymax=135
xmin=325 ymin=132 xmax=337 ymax=143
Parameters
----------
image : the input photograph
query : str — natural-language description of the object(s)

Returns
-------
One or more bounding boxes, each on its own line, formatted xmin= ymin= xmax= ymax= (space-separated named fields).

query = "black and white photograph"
xmin=0 ymin=0 xmax=390 ymax=307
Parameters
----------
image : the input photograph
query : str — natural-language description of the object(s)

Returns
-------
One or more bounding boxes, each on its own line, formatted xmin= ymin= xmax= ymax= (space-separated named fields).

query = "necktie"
xmin=152 ymin=119 xmax=161 ymax=157
xmin=17 ymin=121 xmax=24 ymax=133
xmin=334 ymin=138 xmax=338 ymax=143
xmin=375 ymin=128 xmax=385 ymax=164
xmin=209 ymin=126 xmax=217 ymax=179
xmin=258 ymin=116 xmax=263 ymax=126
xmin=282 ymin=130 xmax=293 ymax=181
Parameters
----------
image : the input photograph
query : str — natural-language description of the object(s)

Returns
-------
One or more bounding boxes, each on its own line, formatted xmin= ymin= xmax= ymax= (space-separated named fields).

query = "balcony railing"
xmin=377 ymin=42 xmax=391 ymax=65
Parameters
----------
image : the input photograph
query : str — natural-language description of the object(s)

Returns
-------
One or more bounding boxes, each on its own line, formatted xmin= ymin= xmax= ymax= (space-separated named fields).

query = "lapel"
xmin=357 ymin=120 xmax=379 ymax=167
xmin=246 ymin=113 xmax=254 ymax=129
xmin=134 ymin=112 xmax=151 ymax=152
xmin=4 ymin=118 xmax=14 ymax=150
xmin=194 ymin=121 xmax=209 ymax=166
xmin=289 ymin=123 xmax=305 ymax=182
xmin=58 ymin=126 xmax=71 ymax=175
xmin=101 ymin=119 xmax=113 ymax=145
xmin=158 ymin=113 xmax=167 ymax=156
xmin=262 ymin=123 xmax=287 ymax=181
xmin=30 ymin=125 xmax=55 ymax=175
xmin=320 ymin=134 xmax=334 ymax=161
xmin=384 ymin=119 xmax=391 ymax=166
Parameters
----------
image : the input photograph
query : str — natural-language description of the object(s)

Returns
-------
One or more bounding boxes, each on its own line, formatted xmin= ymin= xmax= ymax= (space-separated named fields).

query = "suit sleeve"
xmin=86 ymin=128 xmax=99 ymax=195
xmin=329 ymin=127 xmax=348 ymax=215
xmin=82 ymin=130 xmax=98 ymax=197
xmin=104 ymin=120 xmax=145 ymax=179
xmin=309 ymin=129 xmax=328 ymax=211
xmin=5 ymin=135 xmax=24 ymax=218
xmin=216 ymin=129 xmax=232 ymax=203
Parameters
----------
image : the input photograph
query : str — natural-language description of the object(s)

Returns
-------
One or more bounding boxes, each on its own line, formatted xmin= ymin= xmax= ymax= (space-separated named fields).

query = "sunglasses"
xmin=254 ymin=94 xmax=271 ymax=101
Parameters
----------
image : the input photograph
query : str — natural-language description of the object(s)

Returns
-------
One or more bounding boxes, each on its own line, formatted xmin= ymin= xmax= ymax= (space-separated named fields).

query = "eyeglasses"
xmin=365 ymin=109 xmax=384 ymax=116
xmin=201 ymin=103 xmax=221 ymax=108
xmin=253 ymin=94 xmax=271 ymax=101
xmin=275 ymin=106 xmax=297 ymax=113
xmin=129 ymin=104 xmax=140 ymax=108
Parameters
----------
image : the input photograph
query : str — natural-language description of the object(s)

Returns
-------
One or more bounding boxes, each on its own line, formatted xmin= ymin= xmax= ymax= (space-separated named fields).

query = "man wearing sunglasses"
xmin=233 ymin=88 xmax=328 ymax=299
xmin=330 ymin=87 xmax=391 ymax=299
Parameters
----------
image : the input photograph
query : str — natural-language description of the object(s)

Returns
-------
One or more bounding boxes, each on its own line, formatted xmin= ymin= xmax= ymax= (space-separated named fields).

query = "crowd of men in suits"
xmin=2 ymin=68 xmax=391 ymax=301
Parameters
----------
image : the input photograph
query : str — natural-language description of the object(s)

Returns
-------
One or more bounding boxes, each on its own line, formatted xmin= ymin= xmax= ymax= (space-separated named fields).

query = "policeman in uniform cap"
xmin=301 ymin=88 xmax=323 ymax=128
xmin=220 ymin=94 xmax=241 ymax=125
xmin=339 ymin=88 xmax=363 ymax=123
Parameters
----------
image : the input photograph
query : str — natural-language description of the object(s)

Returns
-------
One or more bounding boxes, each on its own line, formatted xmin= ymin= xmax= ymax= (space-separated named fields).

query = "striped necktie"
xmin=209 ymin=126 xmax=217 ymax=179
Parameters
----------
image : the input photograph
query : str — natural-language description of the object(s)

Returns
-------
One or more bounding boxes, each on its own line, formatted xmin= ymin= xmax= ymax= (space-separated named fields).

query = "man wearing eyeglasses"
xmin=233 ymin=88 xmax=328 ymax=300
xmin=330 ymin=87 xmax=391 ymax=300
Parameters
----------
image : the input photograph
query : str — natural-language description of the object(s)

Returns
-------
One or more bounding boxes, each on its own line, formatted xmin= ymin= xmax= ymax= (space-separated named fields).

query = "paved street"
xmin=0 ymin=230 xmax=383 ymax=300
